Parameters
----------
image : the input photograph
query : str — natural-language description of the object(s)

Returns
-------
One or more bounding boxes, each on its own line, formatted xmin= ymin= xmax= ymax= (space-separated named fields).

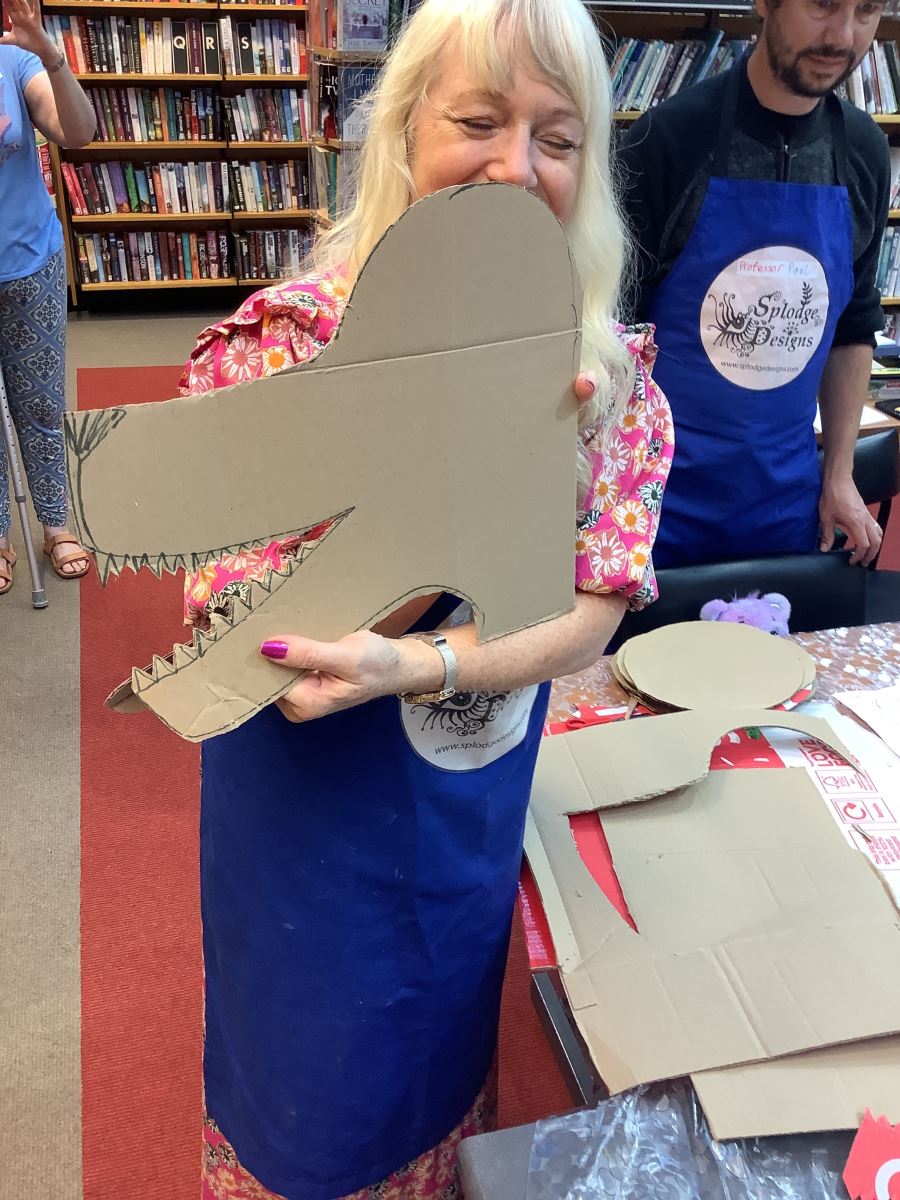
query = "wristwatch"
xmin=400 ymin=632 xmax=457 ymax=704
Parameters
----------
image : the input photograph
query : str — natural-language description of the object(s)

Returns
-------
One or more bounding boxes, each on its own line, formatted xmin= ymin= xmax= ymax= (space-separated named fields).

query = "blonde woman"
xmin=180 ymin=2 xmax=673 ymax=1197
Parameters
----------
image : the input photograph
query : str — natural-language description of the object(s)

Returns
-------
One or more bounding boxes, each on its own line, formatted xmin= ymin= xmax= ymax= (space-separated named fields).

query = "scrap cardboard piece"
xmin=526 ymin=712 xmax=900 ymax=1105
xmin=843 ymin=1111 xmax=900 ymax=1200
xmin=64 ymin=184 xmax=583 ymax=741
xmin=531 ymin=707 xmax=854 ymax=815
xmin=618 ymin=622 xmax=815 ymax=711
xmin=693 ymin=1039 xmax=900 ymax=1140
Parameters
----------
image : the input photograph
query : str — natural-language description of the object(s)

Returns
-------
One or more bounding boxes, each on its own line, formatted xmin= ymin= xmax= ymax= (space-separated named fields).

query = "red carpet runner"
xmin=76 ymin=365 xmax=571 ymax=1199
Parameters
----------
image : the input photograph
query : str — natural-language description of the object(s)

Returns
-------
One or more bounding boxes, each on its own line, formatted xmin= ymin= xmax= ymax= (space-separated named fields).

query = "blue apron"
xmin=649 ymin=68 xmax=854 ymax=568
xmin=200 ymin=594 xmax=551 ymax=1199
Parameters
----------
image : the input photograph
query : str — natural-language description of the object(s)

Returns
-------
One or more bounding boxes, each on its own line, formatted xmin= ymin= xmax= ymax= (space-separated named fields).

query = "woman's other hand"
xmin=260 ymin=631 xmax=444 ymax=723
xmin=0 ymin=0 xmax=58 ymax=63
xmin=574 ymin=372 xmax=597 ymax=407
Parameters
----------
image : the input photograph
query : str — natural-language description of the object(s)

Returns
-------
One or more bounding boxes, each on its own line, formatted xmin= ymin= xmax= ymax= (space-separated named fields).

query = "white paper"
xmin=813 ymin=404 xmax=885 ymax=433
xmin=834 ymin=682 xmax=900 ymax=760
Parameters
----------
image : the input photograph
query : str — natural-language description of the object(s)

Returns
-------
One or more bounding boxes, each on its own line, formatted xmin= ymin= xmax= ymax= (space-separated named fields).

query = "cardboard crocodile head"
xmin=65 ymin=184 xmax=584 ymax=742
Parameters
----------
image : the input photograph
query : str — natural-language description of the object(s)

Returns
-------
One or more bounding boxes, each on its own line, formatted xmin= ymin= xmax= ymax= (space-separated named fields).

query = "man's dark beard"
xmin=765 ymin=27 xmax=856 ymax=98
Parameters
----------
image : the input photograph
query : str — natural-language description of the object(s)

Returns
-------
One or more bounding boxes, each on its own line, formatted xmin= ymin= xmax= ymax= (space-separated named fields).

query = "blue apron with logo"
xmin=648 ymin=69 xmax=854 ymax=568
xmin=200 ymin=594 xmax=550 ymax=1199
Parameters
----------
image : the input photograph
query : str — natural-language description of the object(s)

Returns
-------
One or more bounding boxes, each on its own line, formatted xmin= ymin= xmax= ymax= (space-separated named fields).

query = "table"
xmin=460 ymin=624 xmax=900 ymax=1198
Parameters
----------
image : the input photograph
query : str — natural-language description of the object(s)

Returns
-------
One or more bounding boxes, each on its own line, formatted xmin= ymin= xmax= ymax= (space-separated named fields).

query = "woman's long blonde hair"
xmin=310 ymin=0 xmax=633 ymax=504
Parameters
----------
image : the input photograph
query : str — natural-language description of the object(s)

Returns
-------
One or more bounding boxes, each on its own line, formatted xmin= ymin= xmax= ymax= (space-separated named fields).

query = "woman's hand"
xmin=0 ymin=0 xmax=58 ymax=65
xmin=261 ymin=631 xmax=444 ymax=723
xmin=574 ymin=371 xmax=597 ymax=407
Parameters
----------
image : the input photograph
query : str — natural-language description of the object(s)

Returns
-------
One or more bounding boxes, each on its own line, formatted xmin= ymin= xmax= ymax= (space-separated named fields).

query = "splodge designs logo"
xmin=700 ymin=246 xmax=829 ymax=391
xmin=400 ymin=685 xmax=539 ymax=772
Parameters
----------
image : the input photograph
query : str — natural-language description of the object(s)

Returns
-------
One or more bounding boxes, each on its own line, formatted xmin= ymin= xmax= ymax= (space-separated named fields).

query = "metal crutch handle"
xmin=0 ymin=366 xmax=48 ymax=609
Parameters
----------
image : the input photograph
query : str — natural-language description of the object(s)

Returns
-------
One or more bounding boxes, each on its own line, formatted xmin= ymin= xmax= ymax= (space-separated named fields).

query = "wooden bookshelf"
xmin=45 ymin=1 xmax=218 ymax=8
xmin=883 ymin=297 xmax=900 ymax=307
xmin=80 ymin=277 xmax=239 ymax=290
xmin=224 ymin=74 xmax=309 ymax=83
xmin=50 ymin=0 xmax=316 ymax=297
xmin=220 ymin=2 xmax=308 ymax=9
xmin=231 ymin=208 xmax=317 ymax=220
xmin=228 ymin=140 xmax=313 ymax=150
xmin=72 ymin=211 xmax=231 ymax=223
xmin=313 ymin=45 xmax=384 ymax=62
xmin=73 ymin=141 xmax=229 ymax=152
xmin=75 ymin=72 xmax=222 ymax=82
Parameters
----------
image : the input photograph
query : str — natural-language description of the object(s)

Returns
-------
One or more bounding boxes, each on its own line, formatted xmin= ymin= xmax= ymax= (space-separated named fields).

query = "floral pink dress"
xmin=178 ymin=276 xmax=673 ymax=1200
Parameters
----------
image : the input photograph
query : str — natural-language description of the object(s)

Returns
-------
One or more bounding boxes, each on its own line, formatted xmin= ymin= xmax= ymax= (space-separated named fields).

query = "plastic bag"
xmin=526 ymin=1081 xmax=852 ymax=1200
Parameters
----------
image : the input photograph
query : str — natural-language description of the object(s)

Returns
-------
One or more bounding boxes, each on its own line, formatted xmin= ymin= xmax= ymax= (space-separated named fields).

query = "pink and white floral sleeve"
xmin=177 ymin=275 xmax=348 ymax=623
xmin=575 ymin=324 xmax=674 ymax=611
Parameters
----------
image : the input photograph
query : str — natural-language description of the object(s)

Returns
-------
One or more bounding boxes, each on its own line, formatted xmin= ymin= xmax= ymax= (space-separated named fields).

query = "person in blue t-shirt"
xmin=0 ymin=0 xmax=95 ymax=594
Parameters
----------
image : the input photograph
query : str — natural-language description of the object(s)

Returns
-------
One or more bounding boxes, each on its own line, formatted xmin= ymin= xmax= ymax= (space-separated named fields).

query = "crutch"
xmin=0 ymin=364 xmax=48 ymax=609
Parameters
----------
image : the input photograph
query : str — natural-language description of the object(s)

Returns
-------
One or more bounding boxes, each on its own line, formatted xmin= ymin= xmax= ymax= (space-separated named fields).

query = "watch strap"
xmin=400 ymin=632 xmax=457 ymax=704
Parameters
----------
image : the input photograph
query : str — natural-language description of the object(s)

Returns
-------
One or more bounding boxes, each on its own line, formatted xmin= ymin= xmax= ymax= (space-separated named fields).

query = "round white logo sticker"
xmin=700 ymin=246 xmax=829 ymax=391
xmin=400 ymin=686 xmax=539 ymax=773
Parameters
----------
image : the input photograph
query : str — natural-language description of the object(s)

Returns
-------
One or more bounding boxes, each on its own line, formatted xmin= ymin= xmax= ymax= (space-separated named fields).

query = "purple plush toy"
xmin=699 ymin=591 xmax=792 ymax=637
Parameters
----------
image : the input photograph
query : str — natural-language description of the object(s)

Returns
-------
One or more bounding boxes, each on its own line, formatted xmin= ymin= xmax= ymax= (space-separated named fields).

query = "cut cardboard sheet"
xmin=618 ymin=622 xmax=815 ymax=711
xmin=692 ymin=1037 xmax=900 ymax=1140
xmin=64 ymin=184 xmax=583 ymax=741
xmin=526 ymin=711 xmax=900 ymax=1111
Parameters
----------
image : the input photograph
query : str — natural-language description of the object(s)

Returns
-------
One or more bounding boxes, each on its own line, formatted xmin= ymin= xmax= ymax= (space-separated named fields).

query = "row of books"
xmin=46 ymin=14 xmax=223 ymax=76
xmin=877 ymin=226 xmax=900 ymax=299
xmin=74 ymin=227 xmax=312 ymax=285
xmin=219 ymin=18 xmax=308 ymax=76
xmin=62 ymin=155 xmax=311 ymax=214
xmin=316 ymin=61 xmax=378 ymax=141
xmin=235 ymin=227 xmax=312 ymax=280
xmin=610 ymin=32 xmax=753 ymax=113
xmin=75 ymin=229 xmax=233 ymax=284
xmin=86 ymin=85 xmax=222 ymax=142
xmin=840 ymin=41 xmax=900 ymax=115
xmin=310 ymin=141 xmax=357 ymax=220
xmin=224 ymin=87 xmax=311 ymax=142
xmin=61 ymin=159 xmax=231 ymax=216
xmin=230 ymin=157 xmax=310 ymax=211
xmin=308 ymin=0 xmax=389 ymax=52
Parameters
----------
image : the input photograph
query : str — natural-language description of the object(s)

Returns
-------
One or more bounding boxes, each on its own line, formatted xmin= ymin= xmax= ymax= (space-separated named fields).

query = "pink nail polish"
xmin=260 ymin=640 xmax=289 ymax=660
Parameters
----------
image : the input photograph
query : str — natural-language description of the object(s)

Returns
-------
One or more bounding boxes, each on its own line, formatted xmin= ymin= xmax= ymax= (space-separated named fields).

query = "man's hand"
xmin=819 ymin=473 xmax=882 ymax=566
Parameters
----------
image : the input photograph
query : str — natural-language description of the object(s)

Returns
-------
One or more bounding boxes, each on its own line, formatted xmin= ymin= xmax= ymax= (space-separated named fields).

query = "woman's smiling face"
xmin=408 ymin=47 xmax=585 ymax=225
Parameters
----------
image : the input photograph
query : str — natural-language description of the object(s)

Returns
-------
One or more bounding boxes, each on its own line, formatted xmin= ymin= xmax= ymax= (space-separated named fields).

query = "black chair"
xmin=614 ymin=550 xmax=868 ymax=647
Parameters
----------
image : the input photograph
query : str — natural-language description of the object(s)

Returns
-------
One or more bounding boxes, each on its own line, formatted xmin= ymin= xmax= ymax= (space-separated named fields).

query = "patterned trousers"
xmin=0 ymin=251 xmax=68 ymax=536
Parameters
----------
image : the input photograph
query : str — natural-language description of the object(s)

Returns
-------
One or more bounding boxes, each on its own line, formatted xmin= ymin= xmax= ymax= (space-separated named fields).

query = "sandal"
xmin=0 ymin=544 xmax=15 ymax=595
xmin=43 ymin=532 xmax=91 ymax=580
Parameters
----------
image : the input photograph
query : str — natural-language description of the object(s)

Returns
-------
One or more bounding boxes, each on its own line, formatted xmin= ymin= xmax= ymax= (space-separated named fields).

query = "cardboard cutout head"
xmin=65 ymin=185 xmax=584 ymax=741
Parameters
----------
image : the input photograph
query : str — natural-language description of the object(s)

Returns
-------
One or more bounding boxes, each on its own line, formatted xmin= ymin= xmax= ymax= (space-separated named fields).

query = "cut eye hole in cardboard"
xmin=526 ymin=708 xmax=900 ymax=1140
xmin=65 ymin=184 xmax=584 ymax=742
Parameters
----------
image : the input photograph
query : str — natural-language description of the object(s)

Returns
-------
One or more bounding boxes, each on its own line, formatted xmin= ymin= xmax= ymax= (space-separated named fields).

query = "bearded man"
xmin=619 ymin=0 xmax=889 ymax=569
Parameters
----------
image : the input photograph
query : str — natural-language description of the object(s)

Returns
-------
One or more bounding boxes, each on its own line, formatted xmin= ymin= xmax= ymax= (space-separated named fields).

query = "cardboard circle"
xmin=619 ymin=622 xmax=815 ymax=711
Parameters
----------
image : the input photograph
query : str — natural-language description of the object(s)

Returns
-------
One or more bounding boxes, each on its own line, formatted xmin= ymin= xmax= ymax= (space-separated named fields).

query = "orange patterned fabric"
xmin=201 ymin=1065 xmax=497 ymax=1200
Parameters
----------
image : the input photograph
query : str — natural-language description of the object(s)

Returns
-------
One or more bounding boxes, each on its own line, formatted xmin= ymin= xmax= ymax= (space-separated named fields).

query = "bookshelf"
xmin=44 ymin=0 xmax=317 ymax=298
xmin=46 ymin=0 xmax=900 ymax=304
